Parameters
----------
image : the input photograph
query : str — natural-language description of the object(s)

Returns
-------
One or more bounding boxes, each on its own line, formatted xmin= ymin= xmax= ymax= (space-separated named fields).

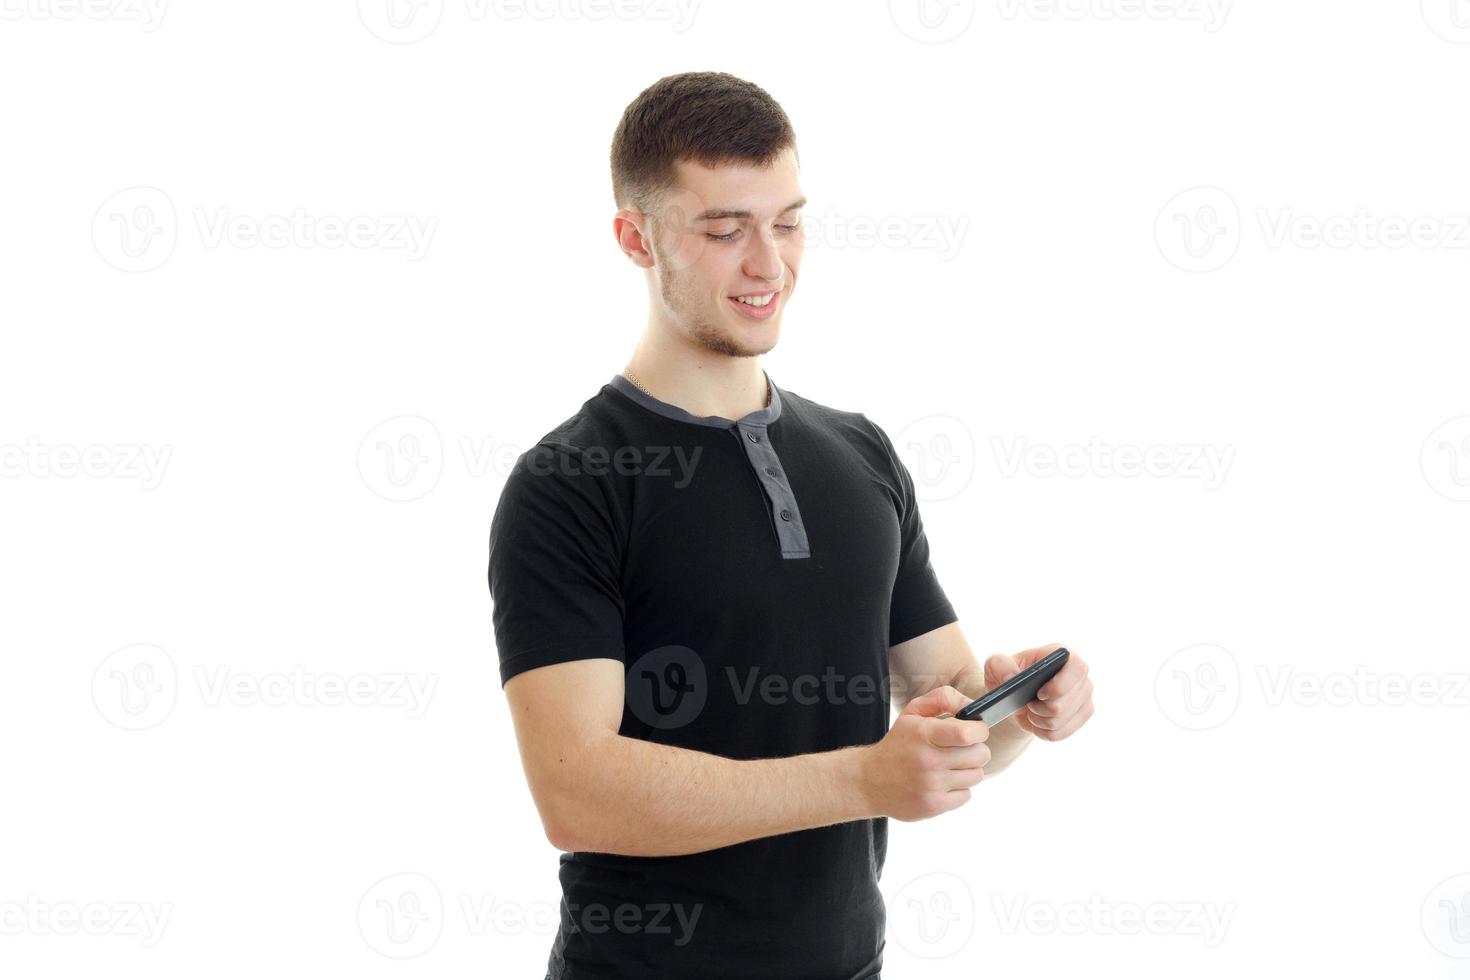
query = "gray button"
xmin=746 ymin=431 xmax=760 ymax=443
xmin=765 ymin=467 xmax=777 ymax=476
xmin=779 ymin=509 xmax=791 ymax=521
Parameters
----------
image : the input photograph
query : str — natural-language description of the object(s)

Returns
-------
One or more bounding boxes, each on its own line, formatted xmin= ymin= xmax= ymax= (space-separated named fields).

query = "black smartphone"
xmin=953 ymin=647 xmax=1070 ymax=725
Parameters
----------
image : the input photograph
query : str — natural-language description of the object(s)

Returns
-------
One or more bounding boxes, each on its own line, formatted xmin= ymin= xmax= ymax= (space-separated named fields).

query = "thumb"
xmin=984 ymin=653 xmax=1021 ymax=689
xmin=901 ymin=685 xmax=971 ymax=718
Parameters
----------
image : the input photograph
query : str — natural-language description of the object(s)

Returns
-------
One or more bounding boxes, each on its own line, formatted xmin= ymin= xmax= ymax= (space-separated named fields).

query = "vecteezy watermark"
xmin=92 ymin=186 xmax=177 ymax=273
xmin=1157 ymin=185 xmax=1470 ymax=272
xmin=888 ymin=872 xmax=977 ymax=958
xmin=192 ymin=665 xmax=436 ymax=718
xmin=1421 ymin=415 xmax=1470 ymax=502
xmin=1157 ymin=643 xmax=1470 ymax=730
xmin=799 ymin=208 xmax=971 ymax=261
xmin=887 ymin=873 xmax=1234 ymax=956
xmin=0 ymin=0 xmax=168 ymax=30
xmin=995 ymin=0 xmax=1230 ymax=31
xmin=92 ymin=644 xmax=437 ymax=729
xmin=1421 ymin=0 xmax=1470 ymax=43
xmin=523 ymin=443 xmax=704 ymax=487
xmin=0 ymin=438 xmax=172 ymax=489
xmin=896 ymin=415 xmax=977 ymax=503
xmin=625 ymin=647 xmax=940 ymax=730
xmin=1256 ymin=665 xmax=1470 ymax=709
xmin=358 ymin=416 xmax=444 ymax=503
xmin=992 ymin=436 xmax=1234 ymax=489
xmin=0 ymin=896 xmax=173 ymax=946
xmin=1422 ymin=872 xmax=1470 ymax=958
xmin=193 ymin=208 xmax=435 ymax=258
xmin=726 ymin=666 xmax=889 ymax=709
xmin=92 ymin=186 xmax=436 ymax=272
xmin=625 ymin=645 xmax=708 ymax=730
xmin=1154 ymin=643 xmax=1241 ymax=731
xmin=460 ymin=894 xmax=703 ymax=945
xmin=990 ymin=893 xmax=1235 ymax=947
xmin=359 ymin=873 xmax=444 ymax=959
xmin=357 ymin=0 xmax=699 ymax=43
xmin=359 ymin=874 xmax=703 ymax=958
xmin=564 ymin=902 xmax=702 ymax=945
xmin=357 ymin=415 xmax=710 ymax=502
xmin=889 ymin=0 xmax=976 ymax=43
xmin=1155 ymin=186 xmax=1241 ymax=273
xmin=1256 ymin=209 xmax=1470 ymax=251
xmin=91 ymin=644 xmax=179 ymax=731
xmin=357 ymin=0 xmax=444 ymax=42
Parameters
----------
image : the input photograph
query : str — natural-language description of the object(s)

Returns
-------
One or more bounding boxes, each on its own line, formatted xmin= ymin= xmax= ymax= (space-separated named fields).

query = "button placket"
xmin=736 ymin=422 xmax=810 ymax=558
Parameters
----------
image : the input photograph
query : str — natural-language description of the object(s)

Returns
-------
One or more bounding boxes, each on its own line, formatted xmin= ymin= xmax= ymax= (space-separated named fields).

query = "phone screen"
xmin=954 ymin=647 xmax=1070 ymax=725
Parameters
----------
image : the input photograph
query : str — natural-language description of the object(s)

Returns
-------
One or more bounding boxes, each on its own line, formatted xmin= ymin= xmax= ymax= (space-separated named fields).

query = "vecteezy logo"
xmin=889 ymin=0 xmax=975 ymax=43
xmin=1421 ymin=415 xmax=1470 ymax=502
xmin=357 ymin=0 xmax=443 ymax=43
xmin=889 ymin=872 xmax=976 ymax=958
xmin=1154 ymin=643 xmax=1240 ymax=730
xmin=92 ymin=186 xmax=177 ymax=273
xmin=625 ymin=645 xmax=707 ymax=730
xmin=358 ymin=415 xmax=443 ymax=502
xmin=1422 ymin=0 xmax=1470 ymax=42
xmin=358 ymin=872 xmax=443 ymax=958
xmin=92 ymin=644 xmax=178 ymax=730
xmin=1155 ymin=186 xmax=1240 ymax=273
xmin=896 ymin=415 xmax=975 ymax=503
xmin=1422 ymin=873 xmax=1470 ymax=958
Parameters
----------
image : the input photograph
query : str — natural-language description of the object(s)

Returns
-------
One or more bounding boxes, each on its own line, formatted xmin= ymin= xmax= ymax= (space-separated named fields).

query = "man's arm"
xmin=505 ymin=656 xmax=992 ymax=857
xmin=889 ymin=623 xmax=1095 ymax=777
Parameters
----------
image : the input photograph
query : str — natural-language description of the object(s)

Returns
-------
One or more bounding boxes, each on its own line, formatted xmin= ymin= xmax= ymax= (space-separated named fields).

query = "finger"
xmin=1036 ymin=699 xmax=1094 ymax=740
xmin=1013 ymin=642 xmax=1065 ymax=670
xmin=902 ymin=685 xmax=972 ymax=719
xmin=938 ymin=741 xmax=991 ymax=771
xmin=926 ymin=717 xmax=989 ymax=748
xmin=1026 ymin=682 xmax=1091 ymax=730
xmin=944 ymin=764 xmax=987 ymax=791
xmin=1038 ymin=652 xmax=1087 ymax=703
xmin=983 ymin=653 xmax=1020 ymax=688
xmin=1023 ymin=705 xmax=1068 ymax=732
xmin=939 ymin=788 xmax=972 ymax=813
xmin=1030 ymin=677 xmax=1092 ymax=719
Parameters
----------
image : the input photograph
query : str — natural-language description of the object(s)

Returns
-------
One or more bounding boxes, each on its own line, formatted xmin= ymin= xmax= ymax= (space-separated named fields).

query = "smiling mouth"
xmin=730 ymin=289 xmax=779 ymax=309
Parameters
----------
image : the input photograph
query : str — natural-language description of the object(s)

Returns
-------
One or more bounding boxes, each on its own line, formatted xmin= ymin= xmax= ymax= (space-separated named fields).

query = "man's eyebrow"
xmin=694 ymin=198 xmax=807 ymax=221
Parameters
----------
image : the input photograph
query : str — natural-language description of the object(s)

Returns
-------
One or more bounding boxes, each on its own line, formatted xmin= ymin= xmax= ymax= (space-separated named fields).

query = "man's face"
xmin=643 ymin=148 xmax=804 ymax=358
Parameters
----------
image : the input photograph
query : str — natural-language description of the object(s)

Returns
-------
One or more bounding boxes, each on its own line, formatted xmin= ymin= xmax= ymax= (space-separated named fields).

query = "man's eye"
xmin=706 ymin=223 xmax=800 ymax=242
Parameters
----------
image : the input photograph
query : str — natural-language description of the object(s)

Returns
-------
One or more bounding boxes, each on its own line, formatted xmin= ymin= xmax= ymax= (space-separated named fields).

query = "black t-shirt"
xmin=487 ymin=372 xmax=957 ymax=980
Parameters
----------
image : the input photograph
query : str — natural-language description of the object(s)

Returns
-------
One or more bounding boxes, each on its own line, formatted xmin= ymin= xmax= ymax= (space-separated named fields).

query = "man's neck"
xmin=623 ymin=352 xmax=770 ymax=421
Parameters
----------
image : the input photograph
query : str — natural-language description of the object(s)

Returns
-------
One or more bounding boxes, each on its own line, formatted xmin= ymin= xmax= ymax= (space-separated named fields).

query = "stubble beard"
xmin=654 ymin=242 xmax=774 ymax=360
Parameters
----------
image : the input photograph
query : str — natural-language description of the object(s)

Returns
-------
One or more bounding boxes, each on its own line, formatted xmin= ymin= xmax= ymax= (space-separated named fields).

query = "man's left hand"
xmin=983 ymin=643 xmax=1093 ymax=742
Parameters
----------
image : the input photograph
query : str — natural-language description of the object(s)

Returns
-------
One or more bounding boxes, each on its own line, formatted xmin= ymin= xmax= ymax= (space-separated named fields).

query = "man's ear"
xmin=614 ymin=209 xmax=655 ymax=269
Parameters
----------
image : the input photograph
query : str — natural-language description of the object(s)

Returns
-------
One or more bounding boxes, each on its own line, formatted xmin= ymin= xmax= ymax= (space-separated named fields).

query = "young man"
xmin=488 ymin=71 xmax=1094 ymax=980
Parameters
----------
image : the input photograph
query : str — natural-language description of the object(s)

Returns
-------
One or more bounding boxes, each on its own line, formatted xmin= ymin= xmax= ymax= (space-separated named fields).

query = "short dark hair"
xmin=610 ymin=71 xmax=798 ymax=214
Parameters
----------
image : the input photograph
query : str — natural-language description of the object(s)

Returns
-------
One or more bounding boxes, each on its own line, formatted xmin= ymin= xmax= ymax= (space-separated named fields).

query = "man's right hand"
xmin=860 ymin=686 xmax=990 ymax=821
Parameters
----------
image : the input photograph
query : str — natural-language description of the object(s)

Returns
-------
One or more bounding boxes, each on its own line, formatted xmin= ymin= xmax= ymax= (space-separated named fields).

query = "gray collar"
xmin=609 ymin=370 xmax=783 ymax=428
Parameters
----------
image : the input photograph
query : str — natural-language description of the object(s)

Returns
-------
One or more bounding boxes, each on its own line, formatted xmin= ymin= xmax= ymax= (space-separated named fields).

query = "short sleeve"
xmin=861 ymin=415 xmax=959 ymax=647
xmin=488 ymin=444 xmax=627 ymax=686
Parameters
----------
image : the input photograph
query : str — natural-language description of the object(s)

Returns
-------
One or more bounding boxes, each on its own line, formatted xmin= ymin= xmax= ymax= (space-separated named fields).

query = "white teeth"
xmin=735 ymin=293 xmax=774 ymax=307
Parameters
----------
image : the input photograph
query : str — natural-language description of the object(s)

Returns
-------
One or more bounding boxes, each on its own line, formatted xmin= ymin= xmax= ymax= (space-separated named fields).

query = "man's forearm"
xmin=543 ymin=733 xmax=875 ymax=857
xmin=950 ymin=662 xmax=1034 ymax=776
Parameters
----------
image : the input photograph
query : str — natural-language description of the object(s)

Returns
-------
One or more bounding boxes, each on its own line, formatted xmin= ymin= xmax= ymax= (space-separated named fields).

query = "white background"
xmin=3 ymin=1 xmax=1469 ymax=977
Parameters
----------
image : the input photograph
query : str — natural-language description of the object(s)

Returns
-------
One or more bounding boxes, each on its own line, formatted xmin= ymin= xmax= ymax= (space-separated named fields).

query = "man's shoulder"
xmin=513 ymin=383 xmax=638 ymax=472
xmin=779 ymin=384 xmax=894 ymax=460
